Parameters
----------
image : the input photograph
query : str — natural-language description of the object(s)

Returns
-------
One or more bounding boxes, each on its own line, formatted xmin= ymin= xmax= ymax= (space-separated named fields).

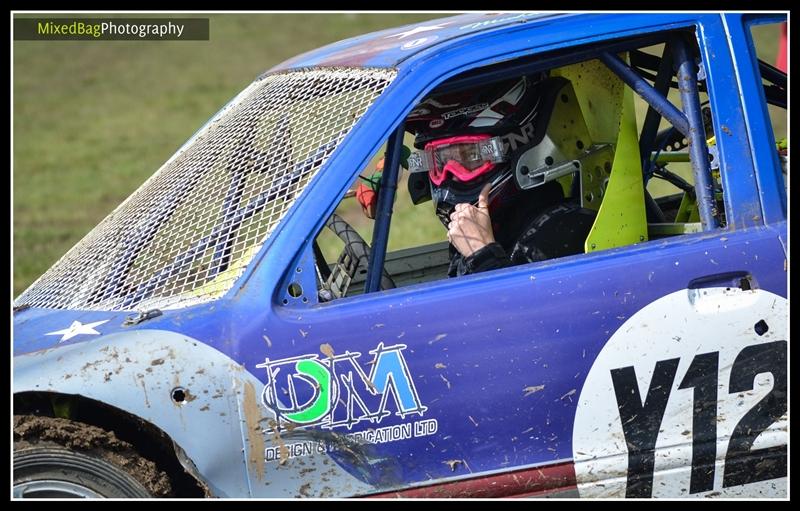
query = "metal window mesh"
xmin=16 ymin=67 xmax=397 ymax=311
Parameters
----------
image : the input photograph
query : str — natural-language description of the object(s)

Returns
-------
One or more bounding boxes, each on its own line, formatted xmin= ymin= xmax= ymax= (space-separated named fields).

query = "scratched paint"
xmin=243 ymin=381 xmax=267 ymax=480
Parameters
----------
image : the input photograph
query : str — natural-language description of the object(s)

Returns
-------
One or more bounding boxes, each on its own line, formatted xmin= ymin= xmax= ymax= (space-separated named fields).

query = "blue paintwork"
xmin=267 ymin=13 xmax=557 ymax=73
xmin=14 ymin=12 xmax=788 ymax=497
xmin=694 ymin=18 xmax=760 ymax=231
xmin=721 ymin=14 xmax=787 ymax=225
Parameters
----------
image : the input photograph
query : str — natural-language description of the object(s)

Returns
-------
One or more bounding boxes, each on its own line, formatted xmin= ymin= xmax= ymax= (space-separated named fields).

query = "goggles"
xmin=408 ymin=135 xmax=507 ymax=186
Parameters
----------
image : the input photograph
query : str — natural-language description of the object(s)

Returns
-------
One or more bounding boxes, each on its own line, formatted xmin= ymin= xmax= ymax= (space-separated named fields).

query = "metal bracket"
xmin=527 ymin=159 xmax=581 ymax=188
xmin=514 ymin=133 xmax=573 ymax=190
xmin=123 ymin=308 xmax=163 ymax=326
xmin=696 ymin=60 xmax=707 ymax=82
xmin=708 ymin=144 xmax=720 ymax=170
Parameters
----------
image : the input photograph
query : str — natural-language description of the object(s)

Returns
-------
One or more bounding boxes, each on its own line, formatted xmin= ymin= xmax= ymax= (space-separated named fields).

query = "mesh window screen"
xmin=16 ymin=67 xmax=397 ymax=311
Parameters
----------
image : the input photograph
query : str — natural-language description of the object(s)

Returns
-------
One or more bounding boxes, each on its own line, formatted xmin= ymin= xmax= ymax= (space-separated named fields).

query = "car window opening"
xmin=311 ymin=28 xmax=785 ymax=304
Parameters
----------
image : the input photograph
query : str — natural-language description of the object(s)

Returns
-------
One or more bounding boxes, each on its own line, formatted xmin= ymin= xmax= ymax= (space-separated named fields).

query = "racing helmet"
xmin=405 ymin=73 xmax=570 ymax=225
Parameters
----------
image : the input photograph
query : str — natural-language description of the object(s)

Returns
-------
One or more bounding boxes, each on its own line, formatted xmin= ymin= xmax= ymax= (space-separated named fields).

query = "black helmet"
xmin=405 ymin=73 xmax=568 ymax=225
xmin=406 ymin=73 xmax=545 ymax=148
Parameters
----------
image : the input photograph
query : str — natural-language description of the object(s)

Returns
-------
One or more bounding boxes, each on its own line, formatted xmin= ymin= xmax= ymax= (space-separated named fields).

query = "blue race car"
xmin=14 ymin=12 xmax=787 ymax=498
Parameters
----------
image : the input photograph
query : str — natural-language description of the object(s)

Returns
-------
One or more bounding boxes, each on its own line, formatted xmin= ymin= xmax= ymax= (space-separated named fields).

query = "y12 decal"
xmin=573 ymin=288 xmax=787 ymax=498
xmin=611 ymin=341 xmax=786 ymax=497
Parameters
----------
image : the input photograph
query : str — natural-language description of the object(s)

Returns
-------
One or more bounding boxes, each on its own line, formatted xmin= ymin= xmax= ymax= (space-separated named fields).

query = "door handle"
xmin=688 ymin=271 xmax=756 ymax=291
xmin=687 ymin=272 xmax=759 ymax=313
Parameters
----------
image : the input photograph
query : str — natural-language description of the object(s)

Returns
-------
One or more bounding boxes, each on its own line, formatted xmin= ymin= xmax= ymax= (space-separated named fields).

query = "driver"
xmin=404 ymin=74 xmax=597 ymax=277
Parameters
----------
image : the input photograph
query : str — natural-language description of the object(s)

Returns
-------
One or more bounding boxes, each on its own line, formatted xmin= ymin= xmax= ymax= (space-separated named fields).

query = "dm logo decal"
xmin=257 ymin=342 xmax=427 ymax=433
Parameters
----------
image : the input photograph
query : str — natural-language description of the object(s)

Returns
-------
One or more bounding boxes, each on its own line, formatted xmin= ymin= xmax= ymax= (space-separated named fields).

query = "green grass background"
xmin=13 ymin=13 xmax=444 ymax=297
xmin=13 ymin=14 xmax=785 ymax=297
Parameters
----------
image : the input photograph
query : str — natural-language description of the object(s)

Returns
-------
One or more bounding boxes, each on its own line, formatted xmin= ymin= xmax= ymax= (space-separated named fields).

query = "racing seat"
xmin=502 ymin=58 xmax=646 ymax=263
xmin=548 ymin=58 xmax=647 ymax=255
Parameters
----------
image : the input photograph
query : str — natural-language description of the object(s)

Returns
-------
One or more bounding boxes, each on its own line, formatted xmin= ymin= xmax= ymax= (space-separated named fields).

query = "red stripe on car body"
xmin=367 ymin=461 xmax=577 ymax=498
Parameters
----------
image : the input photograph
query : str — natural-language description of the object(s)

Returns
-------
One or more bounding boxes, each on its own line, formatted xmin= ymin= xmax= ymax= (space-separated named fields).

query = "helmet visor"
xmin=408 ymin=135 xmax=507 ymax=185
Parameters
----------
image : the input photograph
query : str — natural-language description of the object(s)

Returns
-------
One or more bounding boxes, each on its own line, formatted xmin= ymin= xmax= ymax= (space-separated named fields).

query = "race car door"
xmin=256 ymin=17 xmax=787 ymax=498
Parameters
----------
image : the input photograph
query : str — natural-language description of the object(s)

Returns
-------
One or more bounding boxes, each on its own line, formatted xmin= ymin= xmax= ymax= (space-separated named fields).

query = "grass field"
xmin=13 ymin=14 xmax=785 ymax=297
xmin=13 ymin=13 xmax=443 ymax=296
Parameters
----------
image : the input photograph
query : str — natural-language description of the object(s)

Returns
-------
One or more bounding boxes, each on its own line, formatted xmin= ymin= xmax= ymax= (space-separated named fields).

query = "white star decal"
xmin=45 ymin=320 xmax=110 ymax=343
xmin=385 ymin=24 xmax=449 ymax=40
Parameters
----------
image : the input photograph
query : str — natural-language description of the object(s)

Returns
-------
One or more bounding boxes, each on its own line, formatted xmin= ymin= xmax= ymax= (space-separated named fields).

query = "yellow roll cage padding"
xmin=553 ymin=57 xmax=648 ymax=253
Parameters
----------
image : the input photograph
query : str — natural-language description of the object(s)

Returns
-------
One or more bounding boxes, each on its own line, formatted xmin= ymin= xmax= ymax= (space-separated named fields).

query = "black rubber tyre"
xmin=14 ymin=415 xmax=172 ymax=498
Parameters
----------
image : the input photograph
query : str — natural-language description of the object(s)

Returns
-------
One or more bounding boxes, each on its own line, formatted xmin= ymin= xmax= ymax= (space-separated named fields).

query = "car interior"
xmin=310 ymin=29 xmax=786 ymax=303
